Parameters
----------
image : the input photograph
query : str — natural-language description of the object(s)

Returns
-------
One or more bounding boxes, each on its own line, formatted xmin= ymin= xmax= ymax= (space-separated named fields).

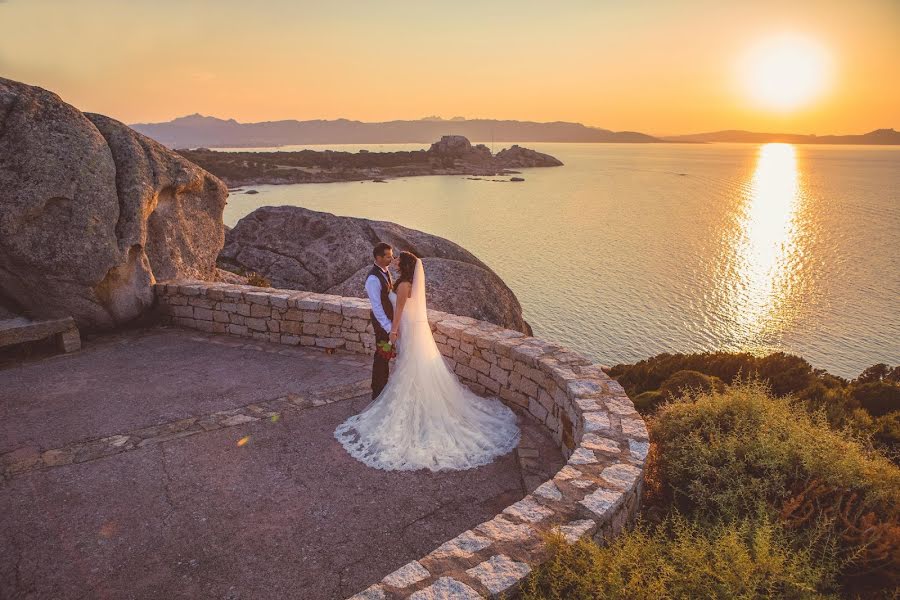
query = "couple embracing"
xmin=334 ymin=243 xmax=520 ymax=472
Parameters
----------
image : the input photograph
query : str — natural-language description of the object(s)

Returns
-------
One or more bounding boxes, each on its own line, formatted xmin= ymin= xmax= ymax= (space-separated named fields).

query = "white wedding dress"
xmin=334 ymin=258 xmax=521 ymax=472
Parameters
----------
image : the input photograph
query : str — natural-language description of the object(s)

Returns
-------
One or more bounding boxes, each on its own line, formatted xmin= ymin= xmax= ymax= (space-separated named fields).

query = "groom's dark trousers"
xmin=371 ymin=322 xmax=390 ymax=399
xmin=368 ymin=264 xmax=394 ymax=399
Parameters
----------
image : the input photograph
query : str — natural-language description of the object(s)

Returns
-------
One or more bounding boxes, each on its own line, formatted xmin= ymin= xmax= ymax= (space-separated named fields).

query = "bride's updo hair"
xmin=396 ymin=251 xmax=418 ymax=288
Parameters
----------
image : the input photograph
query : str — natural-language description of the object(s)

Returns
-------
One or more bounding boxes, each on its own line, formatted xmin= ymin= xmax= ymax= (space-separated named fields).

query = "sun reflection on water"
xmin=721 ymin=143 xmax=802 ymax=351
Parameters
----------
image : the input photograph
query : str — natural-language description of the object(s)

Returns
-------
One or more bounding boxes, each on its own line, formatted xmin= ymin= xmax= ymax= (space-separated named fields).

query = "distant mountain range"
xmin=661 ymin=128 xmax=900 ymax=145
xmin=129 ymin=115 xmax=661 ymax=148
xmin=128 ymin=114 xmax=900 ymax=148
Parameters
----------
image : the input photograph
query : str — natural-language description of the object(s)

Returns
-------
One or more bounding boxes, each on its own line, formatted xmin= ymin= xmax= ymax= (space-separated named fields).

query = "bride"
xmin=334 ymin=251 xmax=521 ymax=472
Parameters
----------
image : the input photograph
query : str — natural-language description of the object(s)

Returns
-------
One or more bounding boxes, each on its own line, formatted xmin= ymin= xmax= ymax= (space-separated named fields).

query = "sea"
xmin=219 ymin=142 xmax=900 ymax=379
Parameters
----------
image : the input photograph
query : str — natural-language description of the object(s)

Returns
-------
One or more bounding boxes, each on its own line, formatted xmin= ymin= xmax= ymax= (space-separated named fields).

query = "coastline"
xmin=177 ymin=136 xmax=562 ymax=187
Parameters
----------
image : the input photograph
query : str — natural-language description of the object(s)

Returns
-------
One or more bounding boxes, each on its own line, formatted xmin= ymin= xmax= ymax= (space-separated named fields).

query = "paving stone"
xmin=465 ymin=554 xmax=531 ymax=596
xmin=502 ymin=496 xmax=554 ymax=523
xmin=429 ymin=530 xmax=492 ymax=559
xmin=347 ymin=585 xmax=386 ymax=600
xmin=574 ymin=397 xmax=604 ymax=412
xmin=382 ymin=560 xmax=430 ymax=588
xmin=476 ymin=516 xmax=534 ymax=543
xmin=604 ymin=394 xmax=638 ymax=415
xmin=621 ymin=416 xmax=649 ymax=440
xmin=408 ymin=577 xmax=482 ymax=600
xmin=629 ymin=439 xmax=650 ymax=461
xmin=533 ymin=481 xmax=562 ymax=502
xmin=41 ymin=448 xmax=74 ymax=467
xmin=554 ymin=465 xmax=583 ymax=480
xmin=579 ymin=487 xmax=622 ymax=519
xmin=74 ymin=440 xmax=126 ymax=462
xmin=567 ymin=448 xmax=598 ymax=465
xmin=101 ymin=435 xmax=131 ymax=448
xmin=553 ymin=519 xmax=596 ymax=543
xmin=581 ymin=433 xmax=620 ymax=454
xmin=3 ymin=447 xmax=41 ymax=472
xmin=221 ymin=414 xmax=259 ymax=427
xmin=135 ymin=430 xmax=201 ymax=447
xmin=601 ymin=463 xmax=642 ymax=489
xmin=582 ymin=411 xmax=612 ymax=433
xmin=167 ymin=417 xmax=198 ymax=432
xmin=197 ymin=418 xmax=222 ymax=432
xmin=566 ymin=378 xmax=606 ymax=397
xmin=130 ymin=424 xmax=169 ymax=438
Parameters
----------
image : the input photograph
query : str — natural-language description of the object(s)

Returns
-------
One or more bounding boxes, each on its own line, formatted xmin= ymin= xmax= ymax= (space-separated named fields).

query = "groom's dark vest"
xmin=369 ymin=265 xmax=394 ymax=335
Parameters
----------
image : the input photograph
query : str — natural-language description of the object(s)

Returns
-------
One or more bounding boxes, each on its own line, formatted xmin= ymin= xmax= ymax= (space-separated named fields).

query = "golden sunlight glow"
xmin=740 ymin=34 xmax=831 ymax=111
xmin=722 ymin=143 xmax=802 ymax=350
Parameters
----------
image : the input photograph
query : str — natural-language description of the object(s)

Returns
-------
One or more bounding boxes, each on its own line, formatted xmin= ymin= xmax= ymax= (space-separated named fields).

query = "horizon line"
xmin=130 ymin=113 xmax=898 ymax=139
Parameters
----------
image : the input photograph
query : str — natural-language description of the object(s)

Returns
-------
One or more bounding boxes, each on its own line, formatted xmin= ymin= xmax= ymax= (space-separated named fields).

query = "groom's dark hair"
xmin=373 ymin=242 xmax=393 ymax=259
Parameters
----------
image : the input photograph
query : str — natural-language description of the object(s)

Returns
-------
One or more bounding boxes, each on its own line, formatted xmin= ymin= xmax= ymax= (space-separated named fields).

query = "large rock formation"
xmin=219 ymin=206 xmax=532 ymax=334
xmin=0 ymin=77 xmax=227 ymax=330
xmin=427 ymin=135 xmax=492 ymax=162
xmin=495 ymin=144 xmax=564 ymax=168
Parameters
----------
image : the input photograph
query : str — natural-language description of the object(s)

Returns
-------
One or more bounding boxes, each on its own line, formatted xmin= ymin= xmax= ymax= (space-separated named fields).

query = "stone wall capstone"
xmin=154 ymin=280 xmax=648 ymax=599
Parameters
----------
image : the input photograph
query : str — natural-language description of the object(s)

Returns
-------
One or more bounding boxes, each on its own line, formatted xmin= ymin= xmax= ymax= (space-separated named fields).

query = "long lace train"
xmin=334 ymin=259 xmax=520 ymax=472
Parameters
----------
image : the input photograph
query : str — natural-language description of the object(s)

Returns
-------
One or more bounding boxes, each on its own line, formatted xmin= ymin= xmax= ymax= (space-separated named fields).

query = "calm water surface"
xmin=222 ymin=142 xmax=900 ymax=379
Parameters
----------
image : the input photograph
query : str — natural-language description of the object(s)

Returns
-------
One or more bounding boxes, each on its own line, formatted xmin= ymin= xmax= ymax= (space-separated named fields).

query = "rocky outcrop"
xmin=429 ymin=136 xmax=562 ymax=169
xmin=428 ymin=135 xmax=492 ymax=162
xmin=495 ymin=144 xmax=563 ymax=168
xmin=178 ymin=135 xmax=563 ymax=187
xmin=219 ymin=206 xmax=532 ymax=334
xmin=0 ymin=77 xmax=227 ymax=330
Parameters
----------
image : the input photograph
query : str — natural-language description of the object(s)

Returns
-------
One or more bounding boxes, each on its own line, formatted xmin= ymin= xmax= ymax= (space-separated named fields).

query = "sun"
xmin=740 ymin=34 xmax=831 ymax=112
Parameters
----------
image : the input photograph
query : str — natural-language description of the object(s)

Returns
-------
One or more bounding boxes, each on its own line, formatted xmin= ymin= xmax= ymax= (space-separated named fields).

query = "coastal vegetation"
xmin=610 ymin=353 xmax=900 ymax=462
xmin=522 ymin=354 xmax=900 ymax=599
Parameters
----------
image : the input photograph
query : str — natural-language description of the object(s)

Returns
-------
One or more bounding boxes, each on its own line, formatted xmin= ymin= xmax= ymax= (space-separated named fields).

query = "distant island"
xmin=133 ymin=114 xmax=663 ymax=148
xmin=662 ymin=128 xmax=900 ymax=145
xmin=131 ymin=114 xmax=899 ymax=148
xmin=177 ymin=135 xmax=563 ymax=186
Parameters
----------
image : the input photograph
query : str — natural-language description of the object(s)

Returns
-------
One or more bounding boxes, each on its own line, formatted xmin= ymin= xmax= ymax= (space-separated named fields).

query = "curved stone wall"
xmin=154 ymin=280 xmax=648 ymax=599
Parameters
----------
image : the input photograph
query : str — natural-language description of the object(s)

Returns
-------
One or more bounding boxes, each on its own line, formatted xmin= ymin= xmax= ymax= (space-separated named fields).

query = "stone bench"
xmin=0 ymin=316 xmax=81 ymax=353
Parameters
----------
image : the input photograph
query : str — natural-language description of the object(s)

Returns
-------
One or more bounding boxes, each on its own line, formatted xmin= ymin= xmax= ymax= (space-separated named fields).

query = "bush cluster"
xmin=521 ymin=381 xmax=900 ymax=599
xmin=608 ymin=354 xmax=900 ymax=462
xmin=521 ymin=516 xmax=835 ymax=600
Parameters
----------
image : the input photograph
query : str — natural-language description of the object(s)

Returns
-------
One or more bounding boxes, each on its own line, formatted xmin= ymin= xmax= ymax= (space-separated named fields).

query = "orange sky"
xmin=1 ymin=0 xmax=898 ymax=135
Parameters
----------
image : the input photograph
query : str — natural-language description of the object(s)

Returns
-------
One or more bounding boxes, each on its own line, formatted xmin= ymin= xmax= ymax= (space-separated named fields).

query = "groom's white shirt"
xmin=365 ymin=265 xmax=392 ymax=334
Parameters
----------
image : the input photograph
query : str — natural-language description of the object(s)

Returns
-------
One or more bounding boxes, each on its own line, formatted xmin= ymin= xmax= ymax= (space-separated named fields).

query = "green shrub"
xmin=519 ymin=516 xmax=835 ymax=600
xmin=651 ymin=382 xmax=900 ymax=584
xmin=873 ymin=412 xmax=900 ymax=460
xmin=633 ymin=390 xmax=665 ymax=415
xmin=608 ymin=352 xmax=822 ymax=398
xmin=851 ymin=382 xmax=900 ymax=417
xmin=658 ymin=369 xmax=725 ymax=401
xmin=855 ymin=364 xmax=900 ymax=385
xmin=609 ymin=353 xmax=900 ymax=435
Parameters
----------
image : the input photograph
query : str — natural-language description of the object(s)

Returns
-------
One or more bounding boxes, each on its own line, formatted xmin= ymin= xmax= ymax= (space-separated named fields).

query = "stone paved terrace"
xmin=0 ymin=327 xmax=564 ymax=599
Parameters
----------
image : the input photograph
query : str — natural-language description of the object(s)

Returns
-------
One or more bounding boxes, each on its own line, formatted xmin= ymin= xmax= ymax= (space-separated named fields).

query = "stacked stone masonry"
xmin=154 ymin=280 xmax=648 ymax=600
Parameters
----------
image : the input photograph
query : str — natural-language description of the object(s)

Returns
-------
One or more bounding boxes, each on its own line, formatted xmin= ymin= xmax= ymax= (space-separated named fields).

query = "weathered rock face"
xmin=0 ymin=77 xmax=227 ymax=330
xmin=220 ymin=206 xmax=532 ymax=334
xmin=495 ymin=144 xmax=563 ymax=168
xmin=427 ymin=136 xmax=493 ymax=164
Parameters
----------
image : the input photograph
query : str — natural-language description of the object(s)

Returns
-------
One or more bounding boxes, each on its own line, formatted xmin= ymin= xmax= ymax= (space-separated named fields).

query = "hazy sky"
xmin=1 ymin=0 xmax=897 ymax=135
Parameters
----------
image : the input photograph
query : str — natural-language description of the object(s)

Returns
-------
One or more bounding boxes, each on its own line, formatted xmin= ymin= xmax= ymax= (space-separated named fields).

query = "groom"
xmin=365 ymin=242 xmax=395 ymax=399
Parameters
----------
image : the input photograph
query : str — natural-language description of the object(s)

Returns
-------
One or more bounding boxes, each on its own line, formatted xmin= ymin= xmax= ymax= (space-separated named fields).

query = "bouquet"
xmin=375 ymin=340 xmax=397 ymax=360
